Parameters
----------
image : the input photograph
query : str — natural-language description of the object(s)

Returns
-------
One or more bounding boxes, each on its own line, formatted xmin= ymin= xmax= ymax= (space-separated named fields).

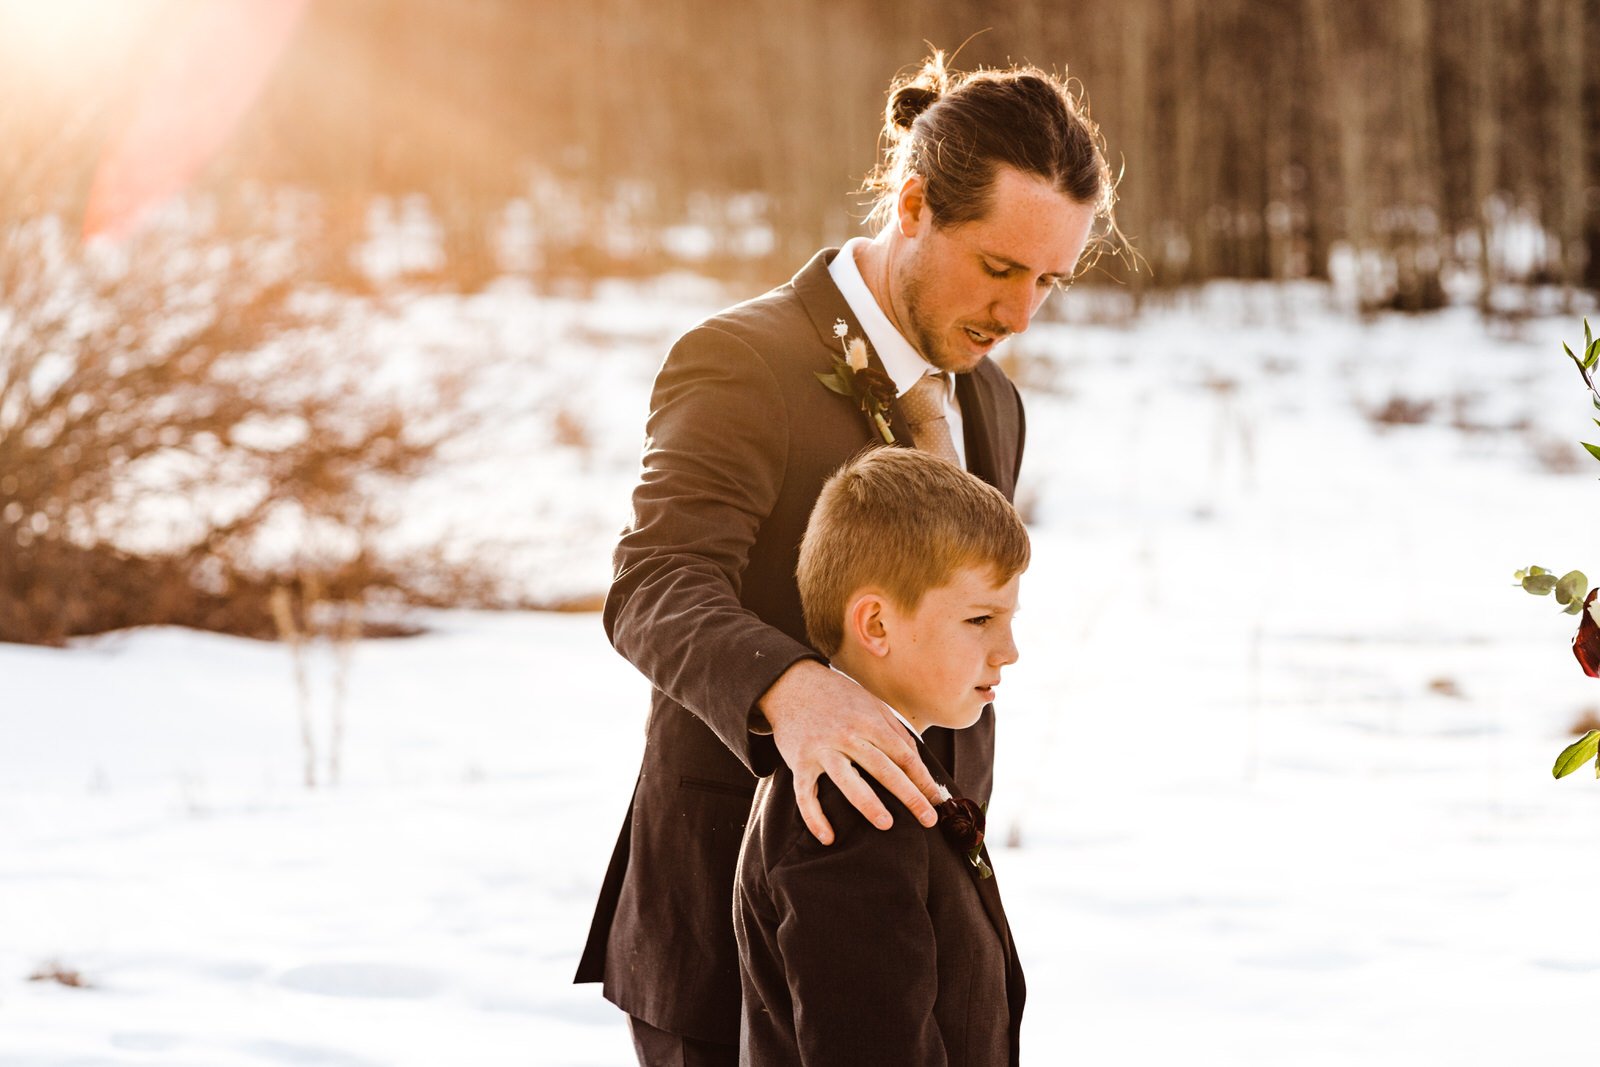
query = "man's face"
xmin=875 ymin=564 xmax=1021 ymax=733
xmin=891 ymin=166 xmax=1096 ymax=373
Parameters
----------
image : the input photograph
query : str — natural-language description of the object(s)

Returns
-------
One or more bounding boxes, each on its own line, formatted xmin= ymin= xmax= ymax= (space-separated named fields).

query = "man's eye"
xmin=981 ymin=261 xmax=1010 ymax=278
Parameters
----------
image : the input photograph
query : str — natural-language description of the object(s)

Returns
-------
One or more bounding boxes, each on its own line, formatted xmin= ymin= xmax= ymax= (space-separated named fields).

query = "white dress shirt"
xmin=828 ymin=237 xmax=967 ymax=469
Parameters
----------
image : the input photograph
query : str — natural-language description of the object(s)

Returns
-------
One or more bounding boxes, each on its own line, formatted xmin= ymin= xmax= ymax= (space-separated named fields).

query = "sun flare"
xmin=0 ymin=0 xmax=160 ymax=86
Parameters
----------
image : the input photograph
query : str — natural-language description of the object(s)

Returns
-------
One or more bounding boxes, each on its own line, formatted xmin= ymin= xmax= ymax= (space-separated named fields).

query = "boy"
xmin=734 ymin=447 xmax=1029 ymax=1066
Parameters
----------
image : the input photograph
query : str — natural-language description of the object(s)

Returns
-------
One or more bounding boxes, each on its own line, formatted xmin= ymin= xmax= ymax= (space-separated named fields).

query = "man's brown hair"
xmin=862 ymin=51 xmax=1118 ymax=261
xmin=797 ymin=448 xmax=1030 ymax=656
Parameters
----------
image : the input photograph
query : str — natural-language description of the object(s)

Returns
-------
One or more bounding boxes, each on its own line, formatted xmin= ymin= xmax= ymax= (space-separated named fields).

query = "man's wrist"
xmin=751 ymin=656 xmax=826 ymax=736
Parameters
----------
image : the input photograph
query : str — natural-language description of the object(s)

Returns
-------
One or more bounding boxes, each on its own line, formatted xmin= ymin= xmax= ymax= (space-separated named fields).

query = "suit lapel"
xmin=917 ymin=738 xmax=1016 ymax=961
xmin=955 ymin=370 xmax=1001 ymax=489
xmin=793 ymin=249 xmax=910 ymax=448
xmin=916 ymin=735 xmax=1026 ymax=1058
xmin=792 ymin=248 xmax=862 ymax=354
xmin=793 ymin=248 xmax=1007 ymax=486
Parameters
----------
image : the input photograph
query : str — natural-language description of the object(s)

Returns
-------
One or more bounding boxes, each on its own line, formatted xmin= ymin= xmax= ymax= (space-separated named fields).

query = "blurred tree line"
xmin=239 ymin=0 xmax=1599 ymax=308
xmin=7 ymin=0 xmax=1598 ymax=306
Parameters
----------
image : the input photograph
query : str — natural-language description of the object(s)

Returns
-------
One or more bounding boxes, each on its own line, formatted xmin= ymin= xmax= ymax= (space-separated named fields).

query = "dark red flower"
xmin=935 ymin=795 xmax=985 ymax=854
xmin=857 ymin=366 xmax=897 ymax=409
xmin=1573 ymin=588 xmax=1600 ymax=678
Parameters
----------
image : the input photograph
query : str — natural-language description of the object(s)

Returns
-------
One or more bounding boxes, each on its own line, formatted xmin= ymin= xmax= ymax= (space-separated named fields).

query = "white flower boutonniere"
xmin=815 ymin=318 xmax=896 ymax=444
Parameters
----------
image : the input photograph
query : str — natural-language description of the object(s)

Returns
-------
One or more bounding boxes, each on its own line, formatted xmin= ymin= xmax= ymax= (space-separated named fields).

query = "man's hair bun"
xmin=888 ymin=84 xmax=940 ymax=131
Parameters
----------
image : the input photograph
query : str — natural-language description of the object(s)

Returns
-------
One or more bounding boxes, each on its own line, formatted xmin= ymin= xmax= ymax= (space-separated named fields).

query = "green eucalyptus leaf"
xmin=814 ymin=371 xmax=853 ymax=397
xmin=1556 ymin=571 xmax=1588 ymax=606
xmin=1586 ymin=317 xmax=1593 ymax=349
xmin=1566 ymin=600 xmax=1585 ymax=615
xmin=1586 ymin=338 xmax=1600 ymax=369
xmin=1523 ymin=574 xmax=1559 ymax=595
xmin=1584 ymin=442 xmax=1600 ymax=464
xmin=1552 ymin=730 xmax=1600 ymax=780
xmin=1565 ymin=341 xmax=1579 ymax=365
xmin=1531 ymin=565 xmax=1549 ymax=576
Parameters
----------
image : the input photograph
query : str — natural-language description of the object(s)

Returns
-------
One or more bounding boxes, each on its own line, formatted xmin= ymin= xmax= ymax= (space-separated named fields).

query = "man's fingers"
xmin=821 ymin=755 xmax=894 ymax=832
xmin=894 ymin=746 xmax=945 ymax=825
xmin=854 ymin=743 xmax=938 ymax=828
xmin=792 ymin=770 xmax=835 ymax=846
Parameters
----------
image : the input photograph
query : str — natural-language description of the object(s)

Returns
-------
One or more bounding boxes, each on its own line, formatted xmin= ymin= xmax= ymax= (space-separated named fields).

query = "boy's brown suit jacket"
xmin=574 ymin=249 xmax=1026 ymax=1044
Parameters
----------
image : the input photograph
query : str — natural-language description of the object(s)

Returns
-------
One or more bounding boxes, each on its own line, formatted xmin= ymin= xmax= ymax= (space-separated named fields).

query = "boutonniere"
xmin=815 ymin=319 xmax=896 ymax=444
xmin=934 ymin=785 xmax=992 ymax=879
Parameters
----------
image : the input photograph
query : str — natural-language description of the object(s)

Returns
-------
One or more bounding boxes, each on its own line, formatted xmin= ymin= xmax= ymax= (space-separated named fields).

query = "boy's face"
xmin=878 ymin=564 xmax=1021 ymax=732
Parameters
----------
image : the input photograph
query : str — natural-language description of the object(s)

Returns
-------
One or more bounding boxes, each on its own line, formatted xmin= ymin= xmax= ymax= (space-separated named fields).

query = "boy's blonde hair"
xmin=798 ymin=448 xmax=1030 ymax=656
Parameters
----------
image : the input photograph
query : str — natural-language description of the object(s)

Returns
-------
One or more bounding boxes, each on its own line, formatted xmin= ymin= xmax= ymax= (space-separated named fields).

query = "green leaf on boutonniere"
xmin=1552 ymin=730 xmax=1600 ymax=779
xmin=968 ymin=845 xmax=994 ymax=879
xmin=814 ymin=369 xmax=853 ymax=397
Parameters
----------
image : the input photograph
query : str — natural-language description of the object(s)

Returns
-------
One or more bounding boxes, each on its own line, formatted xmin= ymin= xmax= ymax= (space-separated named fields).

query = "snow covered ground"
xmin=5 ymin=280 xmax=1600 ymax=1065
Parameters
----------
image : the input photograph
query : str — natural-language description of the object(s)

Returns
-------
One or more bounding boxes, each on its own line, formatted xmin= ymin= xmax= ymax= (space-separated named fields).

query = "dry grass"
xmin=28 ymin=960 xmax=89 ymax=989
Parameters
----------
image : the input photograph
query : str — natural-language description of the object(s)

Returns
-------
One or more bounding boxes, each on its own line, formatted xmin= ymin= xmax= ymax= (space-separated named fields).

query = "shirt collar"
xmin=829 ymin=237 xmax=946 ymax=399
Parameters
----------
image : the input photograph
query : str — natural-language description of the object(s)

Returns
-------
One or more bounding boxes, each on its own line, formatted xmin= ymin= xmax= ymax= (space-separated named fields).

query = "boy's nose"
xmin=991 ymin=626 xmax=1019 ymax=666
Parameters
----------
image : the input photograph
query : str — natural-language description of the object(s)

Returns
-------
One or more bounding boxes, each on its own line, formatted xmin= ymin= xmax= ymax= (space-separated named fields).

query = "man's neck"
xmin=850 ymin=235 xmax=904 ymax=342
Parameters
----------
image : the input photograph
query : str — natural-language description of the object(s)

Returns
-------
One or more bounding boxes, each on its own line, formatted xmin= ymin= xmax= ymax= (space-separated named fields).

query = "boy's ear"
xmin=846 ymin=591 xmax=891 ymax=658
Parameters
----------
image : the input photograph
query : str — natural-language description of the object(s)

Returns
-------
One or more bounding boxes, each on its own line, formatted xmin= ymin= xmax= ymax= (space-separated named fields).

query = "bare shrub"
xmin=1528 ymin=433 xmax=1587 ymax=475
xmin=0 ymin=215 xmax=465 ymax=645
xmin=1366 ymin=395 xmax=1434 ymax=428
xmin=28 ymin=960 xmax=89 ymax=988
xmin=1571 ymin=707 xmax=1600 ymax=736
xmin=1426 ymin=676 xmax=1464 ymax=699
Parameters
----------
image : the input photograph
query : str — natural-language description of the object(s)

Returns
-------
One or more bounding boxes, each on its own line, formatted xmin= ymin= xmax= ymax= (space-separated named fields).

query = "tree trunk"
xmin=1541 ymin=0 xmax=1586 ymax=308
xmin=1469 ymin=0 xmax=1501 ymax=315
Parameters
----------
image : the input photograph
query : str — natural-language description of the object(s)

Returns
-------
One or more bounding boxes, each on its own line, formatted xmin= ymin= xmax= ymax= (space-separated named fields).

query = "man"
xmin=576 ymin=53 xmax=1117 ymax=1066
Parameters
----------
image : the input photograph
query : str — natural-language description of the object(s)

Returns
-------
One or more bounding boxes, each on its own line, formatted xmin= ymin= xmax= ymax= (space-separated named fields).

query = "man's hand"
xmin=757 ymin=659 xmax=943 ymax=845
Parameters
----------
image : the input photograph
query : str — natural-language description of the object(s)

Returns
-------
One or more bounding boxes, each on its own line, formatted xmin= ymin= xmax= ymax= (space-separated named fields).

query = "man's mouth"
xmin=966 ymin=324 xmax=1013 ymax=346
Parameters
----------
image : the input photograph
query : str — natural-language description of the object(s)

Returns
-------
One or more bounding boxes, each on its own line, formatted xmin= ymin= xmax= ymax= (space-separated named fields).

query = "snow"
xmin=5 ymin=280 xmax=1600 ymax=1065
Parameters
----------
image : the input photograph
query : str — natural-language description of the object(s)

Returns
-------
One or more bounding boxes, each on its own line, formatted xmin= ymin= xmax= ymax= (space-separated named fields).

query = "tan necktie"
xmin=900 ymin=372 xmax=960 ymax=467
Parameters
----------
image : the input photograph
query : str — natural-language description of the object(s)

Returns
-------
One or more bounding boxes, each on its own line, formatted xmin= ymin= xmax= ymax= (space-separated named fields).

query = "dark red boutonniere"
xmin=935 ymin=785 xmax=993 ymax=879
xmin=816 ymin=319 xmax=896 ymax=444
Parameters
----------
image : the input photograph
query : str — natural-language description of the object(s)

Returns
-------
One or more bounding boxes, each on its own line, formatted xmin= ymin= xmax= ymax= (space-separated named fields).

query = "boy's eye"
xmin=966 ymin=615 xmax=993 ymax=626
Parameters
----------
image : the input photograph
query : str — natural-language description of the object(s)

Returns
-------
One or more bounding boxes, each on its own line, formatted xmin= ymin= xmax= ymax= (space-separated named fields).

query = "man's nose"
xmin=991 ymin=281 xmax=1040 ymax=336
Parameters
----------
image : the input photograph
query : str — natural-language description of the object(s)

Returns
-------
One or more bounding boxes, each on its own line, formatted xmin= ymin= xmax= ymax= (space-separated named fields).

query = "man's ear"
xmin=895 ymin=175 xmax=929 ymax=238
xmin=846 ymin=591 xmax=892 ymax=658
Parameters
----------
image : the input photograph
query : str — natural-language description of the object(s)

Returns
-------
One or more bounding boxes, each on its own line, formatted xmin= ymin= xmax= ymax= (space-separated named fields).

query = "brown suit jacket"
xmin=736 ymin=738 xmax=1026 ymax=1066
xmin=574 ymin=249 xmax=1027 ymax=1043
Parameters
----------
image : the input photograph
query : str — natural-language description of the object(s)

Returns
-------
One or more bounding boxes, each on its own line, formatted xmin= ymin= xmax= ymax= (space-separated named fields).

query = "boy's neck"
xmin=831 ymin=648 xmax=926 ymax=736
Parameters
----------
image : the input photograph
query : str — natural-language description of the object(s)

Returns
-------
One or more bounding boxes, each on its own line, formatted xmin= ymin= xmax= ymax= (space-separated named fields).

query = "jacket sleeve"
xmin=603 ymin=323 xmax=820 ymax=774
xmin=767 ymin=784 xmax=945 ymax=1066
xmin=1010 ymin=380 xmax=1026 ymax=488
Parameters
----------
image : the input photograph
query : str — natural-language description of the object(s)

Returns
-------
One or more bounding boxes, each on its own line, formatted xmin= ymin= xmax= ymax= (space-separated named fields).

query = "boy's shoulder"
xmin=746 ymin=762 xmax=933 ymax=881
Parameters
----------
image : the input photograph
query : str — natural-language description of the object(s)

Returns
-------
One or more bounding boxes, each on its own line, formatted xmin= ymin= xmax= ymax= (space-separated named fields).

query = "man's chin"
xmin=929 ymin=335 xmax=1002 ymax=374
